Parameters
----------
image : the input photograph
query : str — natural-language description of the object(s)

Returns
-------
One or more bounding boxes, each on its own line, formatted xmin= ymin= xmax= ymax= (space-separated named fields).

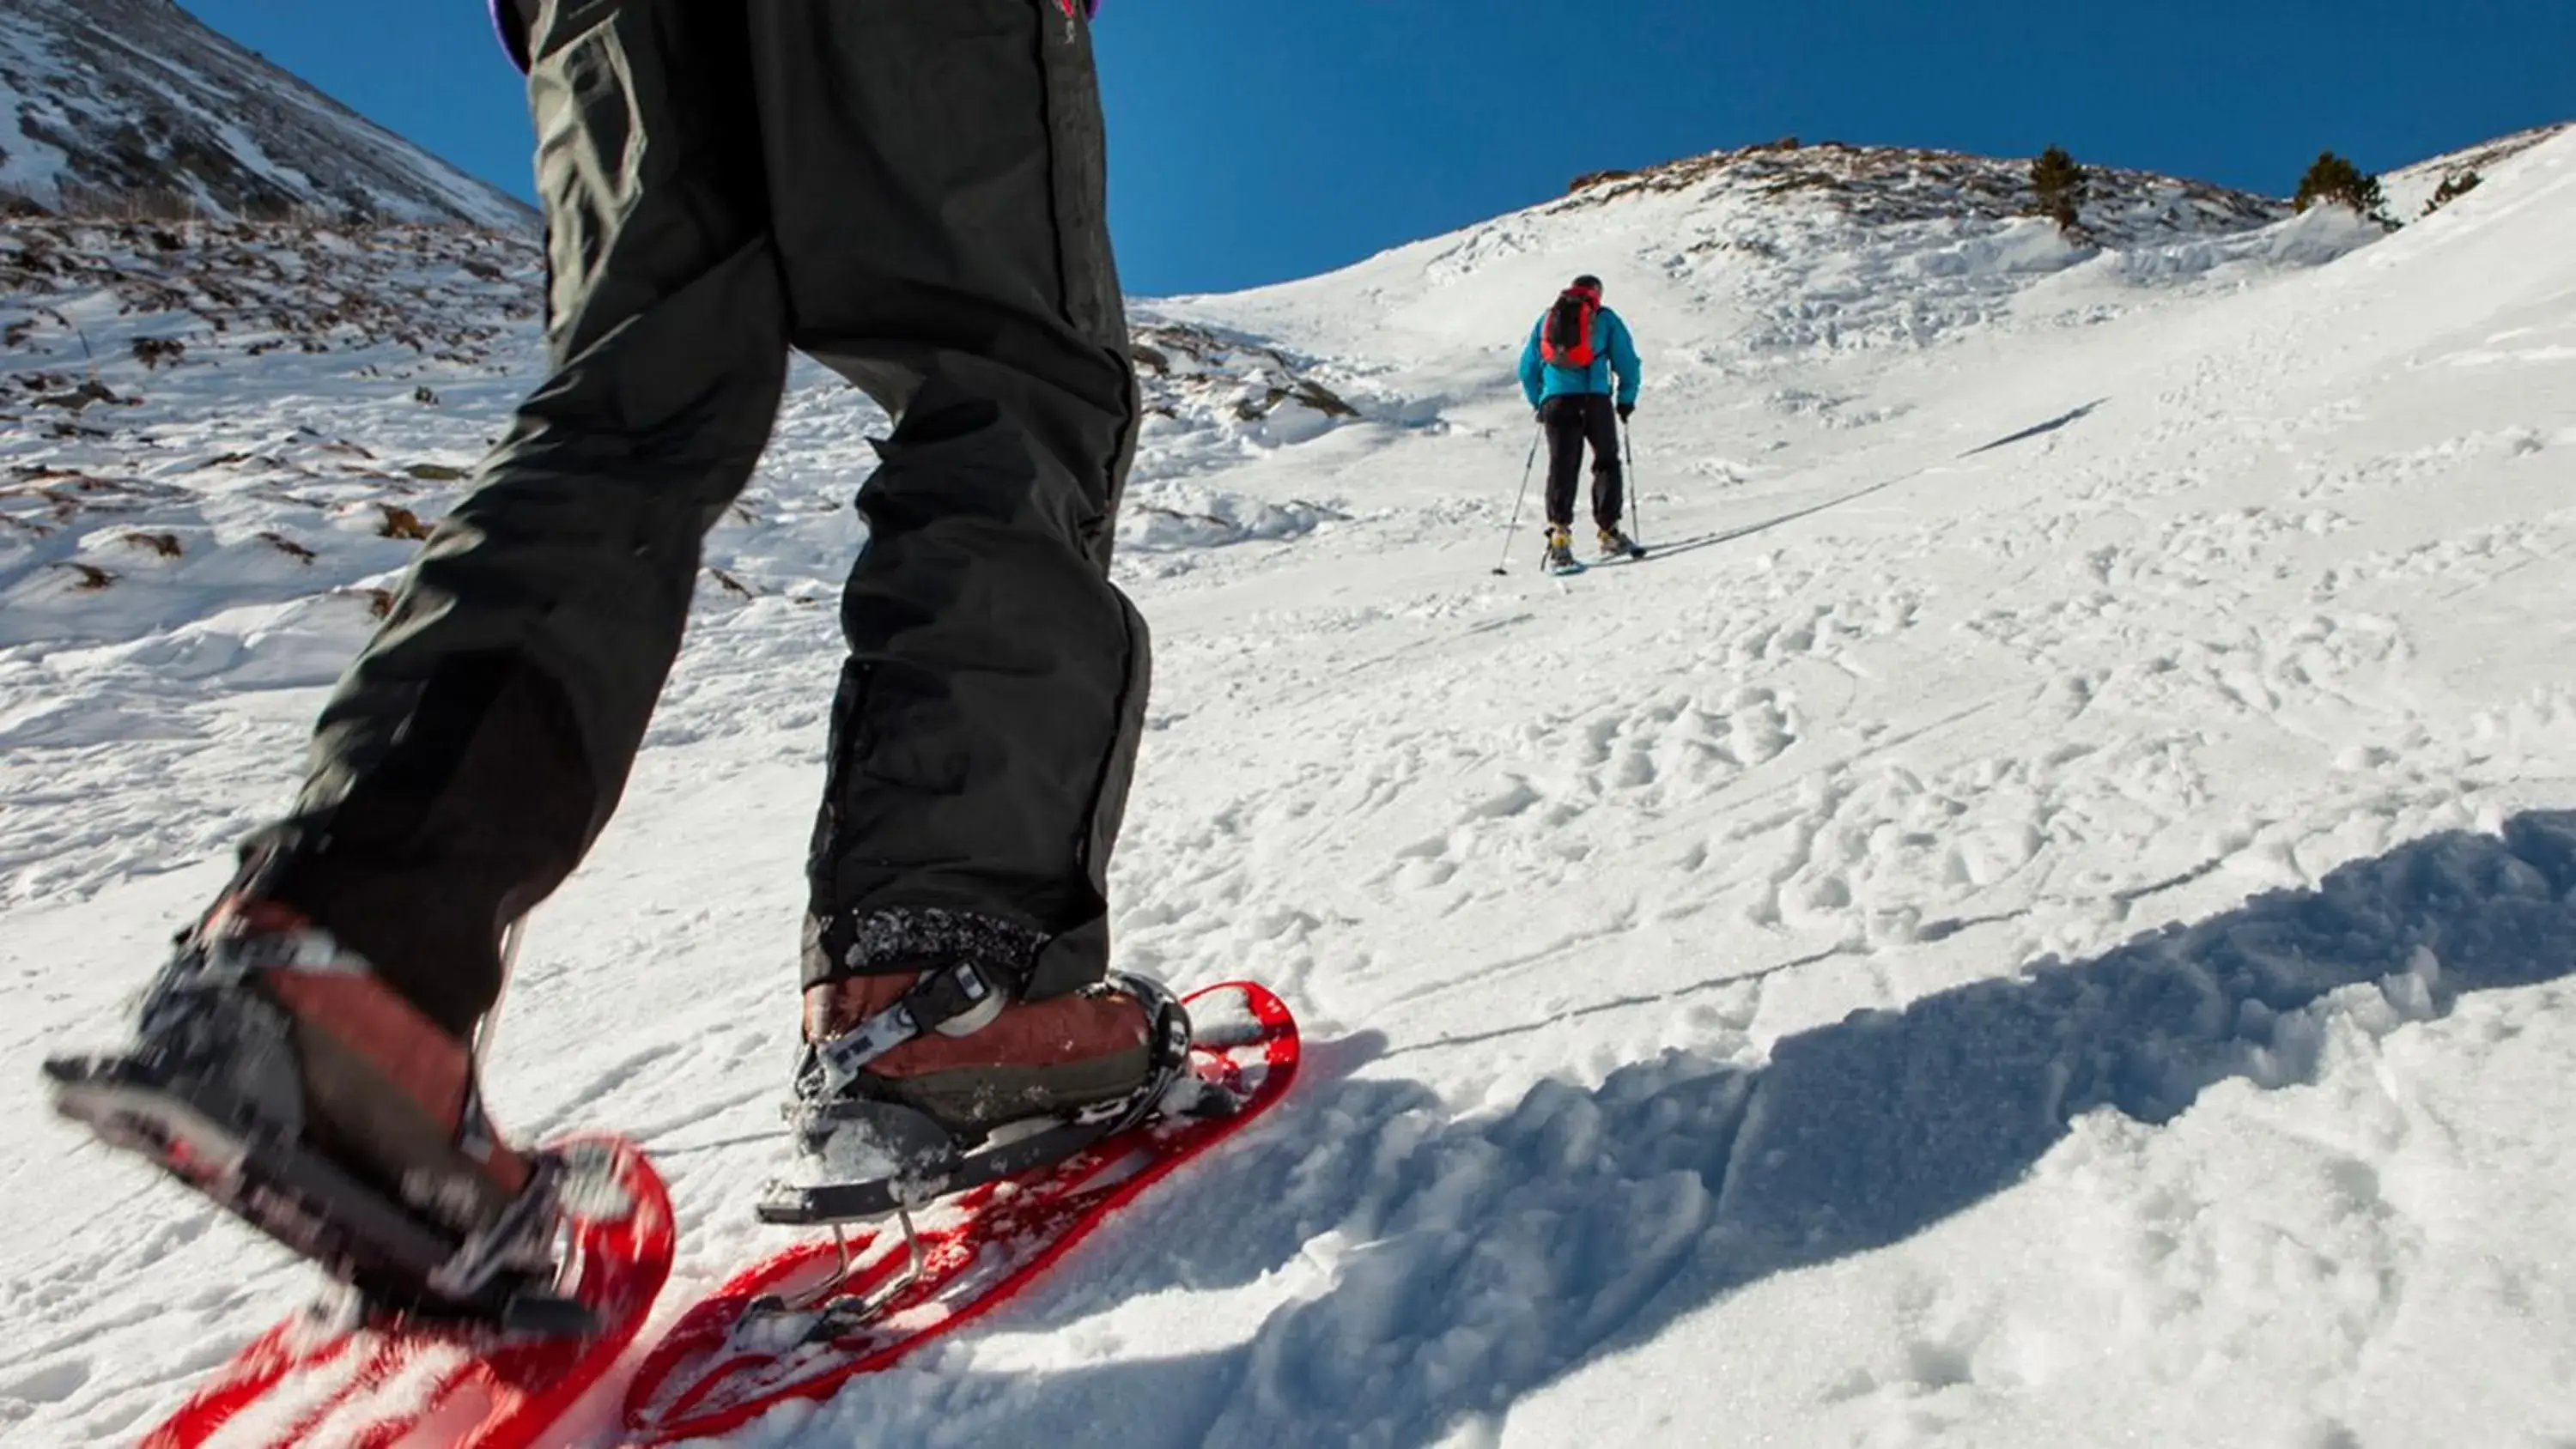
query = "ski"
xmin=620 ymin=979 xmax=1299 ymax=1445
xmin=138 ymin=1133 xmax=672 ymax=1449
xmin=1540 ymin=547 xmax=1650 ymax=577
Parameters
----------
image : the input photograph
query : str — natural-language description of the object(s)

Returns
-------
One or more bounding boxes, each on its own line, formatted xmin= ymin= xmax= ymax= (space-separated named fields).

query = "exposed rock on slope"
xmin=0 ymin=0 xmax=528 ymax=227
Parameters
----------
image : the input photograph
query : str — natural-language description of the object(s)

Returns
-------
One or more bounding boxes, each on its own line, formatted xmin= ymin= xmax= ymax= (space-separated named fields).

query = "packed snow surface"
xmin=4 ymin=131 xmax=2575 ymax=1446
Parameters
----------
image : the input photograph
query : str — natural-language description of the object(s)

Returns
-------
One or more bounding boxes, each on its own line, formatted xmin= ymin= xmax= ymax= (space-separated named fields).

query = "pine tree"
xmin=2293 ymin=150 xmax=2391 ymax=224
xmin=2030 ymin=145 xmax=2089 ymax=234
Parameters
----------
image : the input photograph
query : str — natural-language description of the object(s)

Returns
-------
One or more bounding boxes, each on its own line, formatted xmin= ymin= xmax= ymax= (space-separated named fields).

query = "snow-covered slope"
xmin=2383 ymin=120 xmax=2574 ymax=220
xmin=3 ymin=127 xmax=2573 ymax=1446
xmin=0 ymin=0 xmax=528 ymax=226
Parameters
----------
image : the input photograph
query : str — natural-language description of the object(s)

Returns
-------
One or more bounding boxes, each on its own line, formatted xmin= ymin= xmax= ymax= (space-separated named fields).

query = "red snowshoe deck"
xmin=141 ymin=1133 xmax=671 ymax=1449
xmin=621 ymin=979 xmax=1300 ymax=1445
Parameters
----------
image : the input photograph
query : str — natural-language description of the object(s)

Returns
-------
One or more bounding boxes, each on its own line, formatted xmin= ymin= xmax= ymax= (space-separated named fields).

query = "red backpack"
xmin=1539 ymin=288 xmax=1600 ymax=369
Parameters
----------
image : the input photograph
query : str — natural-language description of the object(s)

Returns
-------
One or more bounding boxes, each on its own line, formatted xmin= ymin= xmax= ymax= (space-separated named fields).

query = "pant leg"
xmin=745 ymin=0 xmax=1146 ymax=1001
xmin=1583 ymin=395 xmax=1625 ymax=530
xmin=1542 ymin=397 xmax=1585 ymax=528
xmin=243 ymin=0 xmax=788 ymax=1036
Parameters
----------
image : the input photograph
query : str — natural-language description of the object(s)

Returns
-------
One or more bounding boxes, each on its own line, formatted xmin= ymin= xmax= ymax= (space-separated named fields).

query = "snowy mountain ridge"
xmin=0 ymin=0 xmax=529 ymax=227
xmin=1559 ymin=135 xmax=2290 ymax=245
xmin=2381 ymin=119 xmax=2574 ymax=216
xmin=3 ymin=120 xmax=2573 ymax=1446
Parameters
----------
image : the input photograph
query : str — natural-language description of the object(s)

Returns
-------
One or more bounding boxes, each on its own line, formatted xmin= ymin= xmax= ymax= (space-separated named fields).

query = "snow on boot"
xmin=762 ymin=968 xmax=1193 ymax=1224
xmin=1540 ymin=525 xmax=1583 ymax=575
xmin=42 ymin=900 xmax=585 ymax=1333
xmin=1598 ymin=524 xmax=1645 ymax=559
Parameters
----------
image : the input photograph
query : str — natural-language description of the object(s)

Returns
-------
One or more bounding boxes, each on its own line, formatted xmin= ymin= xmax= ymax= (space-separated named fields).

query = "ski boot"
xmin=42 ymin=900 xmax=590 ymax=1334
xmin=758 ymin=967 xmax=1194 ymax=1226
xmin=1540 ymin=525 xmax=1581 ymax=575
xmin=1597 ymin=524 xmax=1644 ymax=560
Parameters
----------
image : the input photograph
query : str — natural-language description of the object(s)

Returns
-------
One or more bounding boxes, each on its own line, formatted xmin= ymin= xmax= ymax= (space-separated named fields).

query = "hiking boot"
xmin=1540 ymin=525 xmax=1579 ymax=573
xmin=44 ymin=899 xmax=562 ymax=1323
xmin=773 ymin=967 xmax=1191 ymax=1219
xmin=1597 ymin=524 xmax=1643 ymax=559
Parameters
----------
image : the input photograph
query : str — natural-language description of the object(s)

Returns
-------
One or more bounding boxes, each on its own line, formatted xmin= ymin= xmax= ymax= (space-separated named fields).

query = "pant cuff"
xmin=803 ymin=906 xmax=1046 ymax=989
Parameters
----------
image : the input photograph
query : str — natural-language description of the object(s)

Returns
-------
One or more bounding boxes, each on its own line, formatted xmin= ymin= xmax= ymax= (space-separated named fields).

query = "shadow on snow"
xmin=1628 ymin=398 xmax=2111 ymax=567
xmin=1959 ymin=397 xmax=2106 ymax=457
xmin=794 ymin=810 xmax=2576 ymax=1448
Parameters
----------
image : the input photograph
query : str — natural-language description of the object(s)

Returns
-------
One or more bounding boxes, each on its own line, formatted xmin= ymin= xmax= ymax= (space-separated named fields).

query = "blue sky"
xmin=183 ymin=1 xmax=2573 ymax=297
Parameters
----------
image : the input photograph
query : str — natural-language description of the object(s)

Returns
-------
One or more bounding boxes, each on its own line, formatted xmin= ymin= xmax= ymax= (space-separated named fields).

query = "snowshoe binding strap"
xmin=759 ymin=973 xmax=1195 ymax=1227
xmin=807 ymin=959 xmax=1019 ymax=1094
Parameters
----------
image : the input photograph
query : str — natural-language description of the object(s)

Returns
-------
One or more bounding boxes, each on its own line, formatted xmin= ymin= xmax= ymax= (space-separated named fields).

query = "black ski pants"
xmin=1541 ymin=392 xmax=1624 ymax=531
xmin=238 ymin=0 xmax=1144 ymax=1035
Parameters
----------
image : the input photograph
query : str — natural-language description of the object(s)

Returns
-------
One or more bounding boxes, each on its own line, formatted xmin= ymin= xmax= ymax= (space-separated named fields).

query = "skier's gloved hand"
xmin=1617 ymin=403 xmax=1635 ymax=422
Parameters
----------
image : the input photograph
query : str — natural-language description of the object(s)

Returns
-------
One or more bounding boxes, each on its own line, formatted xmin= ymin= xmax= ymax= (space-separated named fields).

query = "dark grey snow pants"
xmin=1542 ymin=392 xmax=1624 ymax=531
xmin=240 ymin=0 xmax=1145 ymax=1035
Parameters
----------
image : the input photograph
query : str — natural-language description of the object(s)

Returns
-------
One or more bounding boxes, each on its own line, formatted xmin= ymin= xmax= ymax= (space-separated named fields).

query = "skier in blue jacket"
xmin=1518 ymin=274 xmax=1643 ymax=571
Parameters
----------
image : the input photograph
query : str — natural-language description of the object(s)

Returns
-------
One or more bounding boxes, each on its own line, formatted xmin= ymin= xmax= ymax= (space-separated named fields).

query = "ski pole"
xmin=1623 ymin=420 xmax=1644 ymax=544
xmin=1492 ymin=424 xmax=1541 ymax=576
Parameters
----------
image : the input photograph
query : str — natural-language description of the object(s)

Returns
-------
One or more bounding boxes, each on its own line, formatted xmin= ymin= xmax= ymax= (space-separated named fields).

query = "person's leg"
xmin=747 ymin=0 xmax=1145 ymax=1023
xmin=51 ymin=0 xmax=795 ymax=1252
xmin=238 ymin=0 xmax=789 ymax=1040
xmin=1543 ymin=397 xmax=1585 ymax=529
xmin=1583 ymin=395 xmax=1625 ymax=531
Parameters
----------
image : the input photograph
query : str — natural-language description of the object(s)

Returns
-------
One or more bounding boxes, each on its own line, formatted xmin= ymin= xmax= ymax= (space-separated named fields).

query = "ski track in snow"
xmin=5 ymin=132 xmax=2576 ymax=1446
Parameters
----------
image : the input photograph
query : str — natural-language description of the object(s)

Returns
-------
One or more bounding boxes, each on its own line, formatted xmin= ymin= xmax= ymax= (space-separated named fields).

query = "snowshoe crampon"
xmin=620 ymin=979 xmax=1299 ymax=1446
xmin=50 ymin=1043 xmax=672 ymax=1449
xmin=145 ymin=1131 xmax=663 ymax=1448
xmin=46 ymin=1040 xmax=595 ymax=1336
